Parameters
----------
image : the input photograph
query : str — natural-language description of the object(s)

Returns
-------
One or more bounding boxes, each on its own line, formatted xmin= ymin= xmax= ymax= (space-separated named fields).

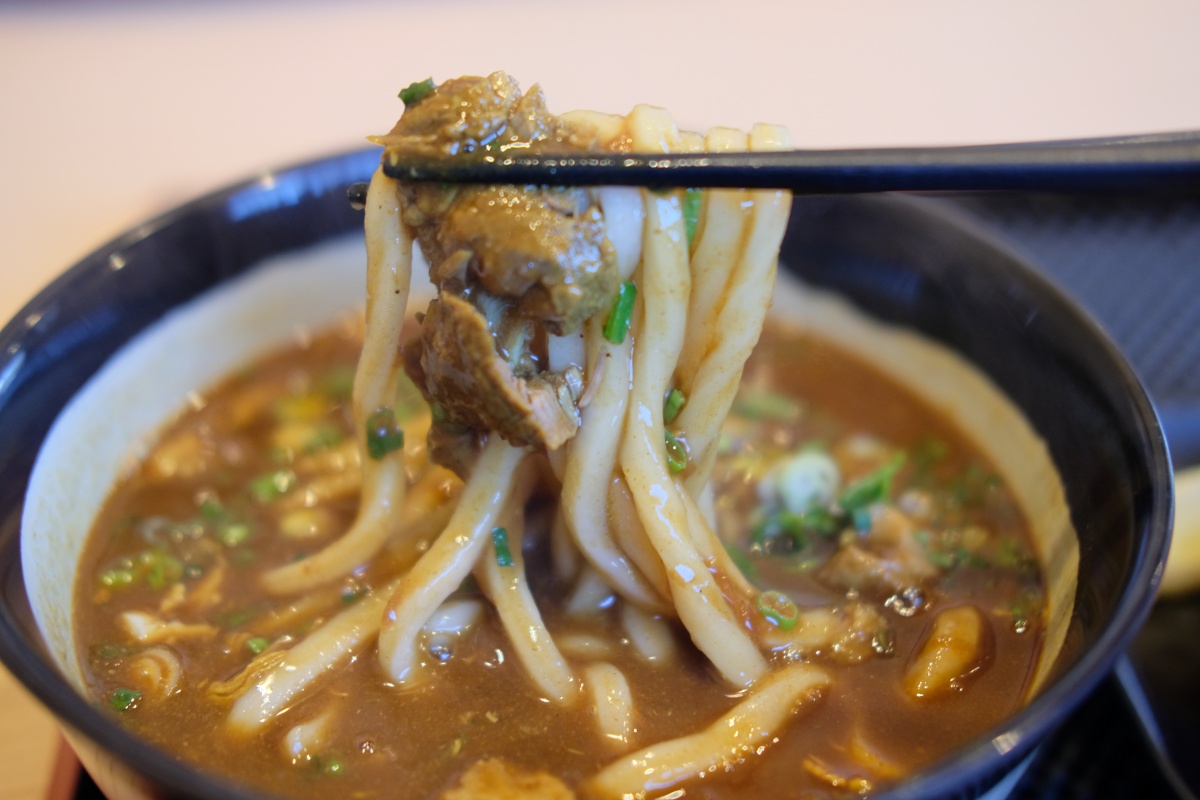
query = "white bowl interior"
xmin=21 ymin=239 xmax=1076 ymax=715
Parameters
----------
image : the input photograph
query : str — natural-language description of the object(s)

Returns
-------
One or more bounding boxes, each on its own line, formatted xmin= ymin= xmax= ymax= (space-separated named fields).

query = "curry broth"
xmin=74 ymin=319 xmax=1045 ymax=799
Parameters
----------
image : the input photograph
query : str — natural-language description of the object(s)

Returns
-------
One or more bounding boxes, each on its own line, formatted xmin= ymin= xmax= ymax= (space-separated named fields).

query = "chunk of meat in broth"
xmin=378 ymin=72 xmax=618 ymax=459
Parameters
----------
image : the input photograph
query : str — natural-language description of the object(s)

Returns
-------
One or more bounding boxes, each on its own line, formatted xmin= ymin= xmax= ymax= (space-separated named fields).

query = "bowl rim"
xmin=0 ymin=148 xmax=1174 ymax=800
xmin=865 ymin=196 xmax=1174 ymax=798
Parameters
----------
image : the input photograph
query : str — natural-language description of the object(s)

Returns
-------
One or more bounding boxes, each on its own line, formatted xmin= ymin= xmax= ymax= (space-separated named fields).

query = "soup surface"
xmin=75 ymin=317 xmax=1044 ymax=799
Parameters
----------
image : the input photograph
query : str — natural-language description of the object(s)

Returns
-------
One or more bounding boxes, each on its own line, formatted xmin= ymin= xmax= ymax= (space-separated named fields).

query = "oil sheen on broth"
xmin=75 ymin=318 xmax=1044 ymax=799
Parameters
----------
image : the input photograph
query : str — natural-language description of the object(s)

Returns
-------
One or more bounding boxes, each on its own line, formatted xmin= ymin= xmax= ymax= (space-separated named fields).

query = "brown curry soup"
xmin=74 ymin=317 xmax=1045 ymax=799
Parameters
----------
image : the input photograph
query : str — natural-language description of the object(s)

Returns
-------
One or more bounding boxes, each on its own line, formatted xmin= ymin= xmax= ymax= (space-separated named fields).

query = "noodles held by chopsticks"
xmin=233 ymin=72 xmax=800 ymax=791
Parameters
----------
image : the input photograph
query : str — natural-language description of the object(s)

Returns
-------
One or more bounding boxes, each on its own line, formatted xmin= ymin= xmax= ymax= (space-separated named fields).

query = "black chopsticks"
xmin=379 ymin=131 xmax=1200 ymax=193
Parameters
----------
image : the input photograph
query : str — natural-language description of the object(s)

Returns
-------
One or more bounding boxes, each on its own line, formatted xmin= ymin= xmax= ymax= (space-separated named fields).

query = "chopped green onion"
xmin=398 ymin=78 xmax=435 ymax=107
xmin=142 ymin=551 xmax=184 ymax=589
xmin=750 ymin=506 xmax=841 ymax=553
xmin=851 ymin=507 xmax=873 ymax=534
xmin=663 ymin=388 xmax=686 ymax=423
xmin=99 ymin=568 xmax=135 ymax=588
xmin=245 ymin=636 xmax=271 ymax=655
xmin=927 ymin=549 xmax=956 ymax=569
xmin=683 ymin=188 xmax=702 ymax=246
xmin=756 ymin=590 xmax=799 ymax=630
xmin=804 ymin=507 xmax=841 ymax=538
xmin=322 ymin=757 xmax=345 ymax=777
xmin=603 ymin=281 xmax=638 ymax=344
xmin=838 ymin=453 xmax=905 ymax=513
xmin=222 ymin=608 xmax=257 ymax=628
xmin=491 ymin=527 xmax=514 ymax=567
xmin=365 ymin=407 xmax=405 ymax=460
xmin=219 ymin=522 xmax=251 ymax=548
xmin=341 ymin=587 xmax=366 ymax=605
xmin=664 ymin=430 xmax=688 ymax=474
xmin=93 ymin=643 xmax=132 ymax=661
xmin=109 ymin=688 xmax=142 ymax=712
xmin=957 ymin=548 xmax=991 ymax=569
xmin=250 ymin=469 xmax=296 ymax=503
xmin=750 ymin=511 xmax=807 ymax=551
xmin=732 ymin=389 xmax=802 ymax=422
xmin=199 ymin=497 xmax=225 ymax=520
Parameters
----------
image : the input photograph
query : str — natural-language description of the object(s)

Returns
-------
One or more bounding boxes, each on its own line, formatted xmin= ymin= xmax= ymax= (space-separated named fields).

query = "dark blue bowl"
xmin=0 ymin=148 xmax=1172 ymax=799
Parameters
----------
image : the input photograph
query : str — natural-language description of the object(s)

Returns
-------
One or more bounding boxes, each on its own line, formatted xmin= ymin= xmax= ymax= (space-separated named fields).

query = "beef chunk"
xmin=376 ymin=73 xmax=618 ymax=462
xmin=414 ymin=294 xmax=584 ymax=451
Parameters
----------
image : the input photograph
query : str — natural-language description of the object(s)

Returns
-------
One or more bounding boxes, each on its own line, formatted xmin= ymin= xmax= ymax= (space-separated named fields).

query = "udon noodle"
xmin=242 ymin=72 xmax=805 ymax=766
xmin=68 ymin=73 xmax=1053 ymax=799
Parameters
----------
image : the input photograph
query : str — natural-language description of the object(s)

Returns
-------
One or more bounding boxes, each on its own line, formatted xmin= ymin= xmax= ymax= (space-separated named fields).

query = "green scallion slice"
xmin=109 ymin=688 xmax=142 ymax=712
xmin=731 ymin=389 xmax=802 ymax=422
xmin=838 ymin=453 xmax=905 ymax=513
xmin=664 ymin=430 xmax=688 ymax=474
xmin=682 ymin=188 xmax=702 ymax=246
xmin=199 ymin=497 xmax=225 ymax=520
xmin=245 ymin=636 xmax=270 ymax=655
xmin=664 ymin=388 xmax=686 ymax=423
xmin=491 ymin=527 xmax=514 ymax=567
xmin=603 ymin=281 xmax=638 ymax=344
xmin=756 ymin=590 xmax=799 ymax=630
xmin=250 ymin=469 xmax=296 ymax=504
xmin=398 ymin=78 xmax=435 ymax=107
xmin=365 ymin=407 xmax=405 ymax=461
xmin=219 ymin=522 xmax=251 ymax=548
xmin=99 ymin=568 xmax=135 ymax=588
xmin=143 ymin=551 xmax=184 ymax=589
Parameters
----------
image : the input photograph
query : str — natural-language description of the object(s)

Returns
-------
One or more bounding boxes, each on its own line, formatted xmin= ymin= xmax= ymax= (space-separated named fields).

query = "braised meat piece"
xmin=416 ymin=294 xmax=584 ymax=451
xmin=376 ymin=73 xmax=618 ymax=458
xmin=433 ymin=185 xmax=614 ymax=336
xmin=371 ymin=73 xmax=522 ymax=158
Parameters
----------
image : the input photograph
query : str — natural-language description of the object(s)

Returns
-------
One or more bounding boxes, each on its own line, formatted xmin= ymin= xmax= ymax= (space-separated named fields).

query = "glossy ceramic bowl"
xmin=0 ymin=148 xmax=1172 ymax=799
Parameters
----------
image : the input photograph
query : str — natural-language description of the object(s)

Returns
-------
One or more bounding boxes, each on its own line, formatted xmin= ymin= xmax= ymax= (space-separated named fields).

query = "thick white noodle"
xmin=475 ymin=502 xmax=577 ymax=704
xmin=596 ymin=187 xmax=646 ymax=282
xmin=679 ymin=124 xmax=792 ymax=499
xmin=582 ymin=662 xmax=635 ymax=746
xmin=378 ymin=437 xmax=525 ymax=683
xmin=549 ymin=507 xmax=581 ymax=582
xmin=618 ymin=105 xmax=766 ymax=687
xmin=263 ymin=168 xmax=413 ymax=595
xmin=559 ymin=181 xmax=666 ymax=609
xmin=608 ymin=476 xmax=671 ymax=600
xmin=680 ymin=489 xmax=758 ymax=599
xmin=677 ymin=127 xmax=752 ymax=391
xmin=561 ymin=317 xmax=666 ymax=610
xmin=620 ymin=604 xmax=676 ymax=663
xmin=228 ymin=577 xmax=400 ymax=731
xmin=584 ymin=664 xmax=830 ymax=798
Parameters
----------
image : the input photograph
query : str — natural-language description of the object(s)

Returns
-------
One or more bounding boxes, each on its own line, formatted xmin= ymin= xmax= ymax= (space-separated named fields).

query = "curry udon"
xmin=71 ymin=74 xmax=1050 ymax=799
